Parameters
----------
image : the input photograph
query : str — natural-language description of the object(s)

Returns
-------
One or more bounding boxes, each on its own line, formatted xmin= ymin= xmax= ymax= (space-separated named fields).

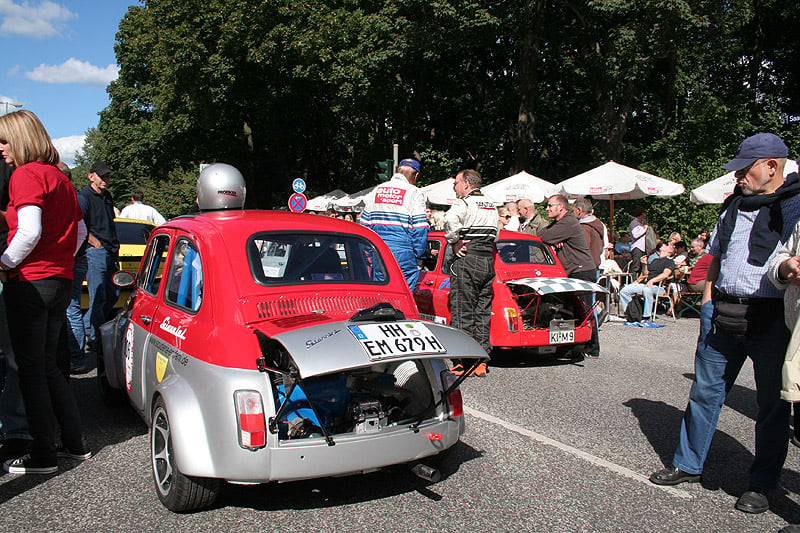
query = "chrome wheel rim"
xmin=151 ymin=406 xmax=173 ymax=497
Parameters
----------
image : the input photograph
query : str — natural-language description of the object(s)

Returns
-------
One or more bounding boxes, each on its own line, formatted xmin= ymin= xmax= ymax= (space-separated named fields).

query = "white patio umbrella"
xmin=420 ymin=177 xmax=457 ymax=205
xmin=554 ymin=161 xmax=685 ymax=236
xmin=306 ymin=189 xmax=347 ymax=211
xmin=333 ymin=186 xmax=376 ymax=210
xmin=690 ymin=159 xmax=799 ymax=205
xmin=482 ymin=171 xmax=557 ymax=204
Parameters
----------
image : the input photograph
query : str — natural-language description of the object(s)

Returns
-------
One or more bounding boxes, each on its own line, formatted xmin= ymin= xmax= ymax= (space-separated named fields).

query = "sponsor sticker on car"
xmin=348 ymin=322 xmax=446 ymax=360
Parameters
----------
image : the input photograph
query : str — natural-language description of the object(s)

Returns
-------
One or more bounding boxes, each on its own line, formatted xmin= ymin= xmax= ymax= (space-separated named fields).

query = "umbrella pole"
xmin=609 ymin=197 xmax=614 ymax=239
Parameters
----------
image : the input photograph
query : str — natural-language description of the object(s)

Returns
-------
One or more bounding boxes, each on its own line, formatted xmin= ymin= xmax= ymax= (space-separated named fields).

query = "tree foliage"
xmin=85 ymin=0 xmax=799 ymax=239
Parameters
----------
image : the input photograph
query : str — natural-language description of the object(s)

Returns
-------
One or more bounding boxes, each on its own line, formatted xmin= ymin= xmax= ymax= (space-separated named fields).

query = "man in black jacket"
xmin=78 ymin=162 xmax=119 ymax=351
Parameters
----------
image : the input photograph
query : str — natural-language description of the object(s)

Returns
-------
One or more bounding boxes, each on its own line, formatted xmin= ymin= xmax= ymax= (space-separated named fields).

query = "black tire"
xmin=96 ymin=336 xmax=126 ymax=406
xmin=151 ymin=397 xmax=220 ymax=512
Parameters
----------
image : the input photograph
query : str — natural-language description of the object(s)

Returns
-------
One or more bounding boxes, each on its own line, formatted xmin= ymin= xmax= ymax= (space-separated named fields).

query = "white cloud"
xmin=53 ymin=134 xmax=85 ymax=167
xmin=25 ymin=57 xmax=118 ymax=86
xmin=0 ymin=0 xmax=76 ymax=38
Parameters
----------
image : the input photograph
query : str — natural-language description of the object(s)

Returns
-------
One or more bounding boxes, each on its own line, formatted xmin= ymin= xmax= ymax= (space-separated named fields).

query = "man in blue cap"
xmin=649 ymin=133 xmax=800 ymax=515
xmin=360 ymin=158 xmax=428 ymax=290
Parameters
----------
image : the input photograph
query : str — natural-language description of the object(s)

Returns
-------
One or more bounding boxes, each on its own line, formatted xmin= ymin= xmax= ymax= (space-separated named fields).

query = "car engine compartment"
xmin=507 ymin=285 xmax=587 ymax=329
xmin=270 ymin=361 xmax=436 ymax=440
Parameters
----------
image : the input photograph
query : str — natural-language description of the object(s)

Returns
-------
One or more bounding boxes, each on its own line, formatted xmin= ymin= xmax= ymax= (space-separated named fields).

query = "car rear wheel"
xmin=151 ymin=398 xmax=220 ymax=512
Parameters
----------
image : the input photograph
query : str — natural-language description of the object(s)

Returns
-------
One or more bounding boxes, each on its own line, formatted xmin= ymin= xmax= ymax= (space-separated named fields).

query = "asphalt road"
xmin=2 ymin=316 xmax=799 ymax=532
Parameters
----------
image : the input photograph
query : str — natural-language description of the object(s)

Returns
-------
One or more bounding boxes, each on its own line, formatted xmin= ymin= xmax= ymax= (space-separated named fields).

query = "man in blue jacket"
xmin=360 ymin=158 xmax=428 ymax=290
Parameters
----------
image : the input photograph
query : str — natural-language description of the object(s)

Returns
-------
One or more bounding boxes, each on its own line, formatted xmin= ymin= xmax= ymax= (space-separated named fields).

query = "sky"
xmin=0 ymin=0 xmax=135 ymax=167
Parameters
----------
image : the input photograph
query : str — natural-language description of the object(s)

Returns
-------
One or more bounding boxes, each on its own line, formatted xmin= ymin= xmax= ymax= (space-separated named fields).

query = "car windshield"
xmin=496 ymin=239 xmax=556 ymax=265
xmin=248 ymin=232 xmax=388 ymax=284
xmin=116 ymin=220 xmax=154 ymax=245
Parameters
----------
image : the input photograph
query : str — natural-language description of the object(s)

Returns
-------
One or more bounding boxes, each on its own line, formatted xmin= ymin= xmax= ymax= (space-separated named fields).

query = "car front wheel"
xmin=151 ymin=397 xmax=220 ymax=512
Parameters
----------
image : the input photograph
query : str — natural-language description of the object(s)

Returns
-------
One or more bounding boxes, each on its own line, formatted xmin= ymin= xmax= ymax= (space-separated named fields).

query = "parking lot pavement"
xmin=1 ymin=316 xmax=800 ymax=531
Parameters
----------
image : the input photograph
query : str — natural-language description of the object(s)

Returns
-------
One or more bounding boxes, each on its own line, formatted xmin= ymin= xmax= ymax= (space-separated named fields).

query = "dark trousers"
xmin=449 ymin=254 xmax=495 ymax=355
xmin=630 ymin=248 xmax=644 ymax=277
xmin=571 ymin=268 xmax=600 ymax=356
xmin=3 ymin=277 xmax=85 ymax=463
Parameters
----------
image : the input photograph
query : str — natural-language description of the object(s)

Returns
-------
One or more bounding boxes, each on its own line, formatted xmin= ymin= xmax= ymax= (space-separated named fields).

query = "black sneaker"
xmin=56 ymin=444 xmax=92 ymax=461
xmin=3 ymin=454 xmax=58 ymax=474
xmin=0 ymin=438 xmax=32 ymax=461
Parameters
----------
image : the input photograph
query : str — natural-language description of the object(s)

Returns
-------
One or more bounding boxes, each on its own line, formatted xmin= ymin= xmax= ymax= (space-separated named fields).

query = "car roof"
xmin=427 ymin=229 xmax=547 ymax=243
xmin=162 ymin=210 xmax=375 ymax=237
xmin=114 ymin=217 xmax=157 ymax=226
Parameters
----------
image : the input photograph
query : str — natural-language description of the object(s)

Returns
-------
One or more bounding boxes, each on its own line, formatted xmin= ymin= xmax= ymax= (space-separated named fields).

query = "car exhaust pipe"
xmin=411 ymin=463 xmax=441 ymax=483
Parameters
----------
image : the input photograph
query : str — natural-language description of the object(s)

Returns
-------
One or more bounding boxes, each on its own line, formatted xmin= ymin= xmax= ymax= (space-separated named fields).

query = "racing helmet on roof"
xmin=196 ymin=163 xmax=247 ymax=211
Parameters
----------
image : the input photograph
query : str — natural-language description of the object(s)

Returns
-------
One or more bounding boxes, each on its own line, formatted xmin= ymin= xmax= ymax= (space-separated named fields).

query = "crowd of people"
xmin=2 ymin=109 xmax=800 ymax=523
xmin=341 ymin=134 xmax=800 ymax=519
xmin=0 ymin=110 xmax=168 ymax=475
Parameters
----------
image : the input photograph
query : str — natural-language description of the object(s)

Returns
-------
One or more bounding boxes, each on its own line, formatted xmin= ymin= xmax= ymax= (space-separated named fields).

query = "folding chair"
xmin=654 ymin=280 xmax=676 ymax=322
xmin=676 ymin=291 xmax=703 ymax=318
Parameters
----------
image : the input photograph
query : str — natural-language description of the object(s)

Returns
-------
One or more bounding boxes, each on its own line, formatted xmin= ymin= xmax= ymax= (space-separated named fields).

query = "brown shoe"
xmin=470 ymin=362 xmax=488 ymax=377
xmin=449 ymin=364 xmax=465 ymax=376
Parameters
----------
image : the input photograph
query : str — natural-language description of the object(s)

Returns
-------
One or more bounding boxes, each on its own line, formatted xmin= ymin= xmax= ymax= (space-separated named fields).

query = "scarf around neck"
xmin=718 ymin=172 xmax=800 ymax=266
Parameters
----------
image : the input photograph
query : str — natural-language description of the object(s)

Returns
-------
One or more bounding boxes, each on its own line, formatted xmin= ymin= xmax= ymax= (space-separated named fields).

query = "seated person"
xmin=672 ymin=240 xmax=688 ymax=259
xmin=613 ymin=233 xmax=632 ymax=255
xmin=647 ymin=239 xmax=665 ymax=264
xmin=677 ymin=251 xmax=712 ymax=294
xmin=619 ymin=242 xmax=675 ymax=322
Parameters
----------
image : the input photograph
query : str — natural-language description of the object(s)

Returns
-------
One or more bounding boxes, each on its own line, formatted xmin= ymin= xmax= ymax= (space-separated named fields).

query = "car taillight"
xmin=234 ymin=390 xmax=266 ymax=450
xmin=503 ymin=307 xmax=519 ymax=332
xmin=441 ymin=370 xmax=464 ymax=419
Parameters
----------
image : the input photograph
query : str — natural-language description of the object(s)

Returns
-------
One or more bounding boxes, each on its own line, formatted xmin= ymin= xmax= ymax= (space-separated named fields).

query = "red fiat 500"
xmin=413 ymin=230 xmax=606 ymax=357
xmin=98 ymin=211 xmax=486 ymax=512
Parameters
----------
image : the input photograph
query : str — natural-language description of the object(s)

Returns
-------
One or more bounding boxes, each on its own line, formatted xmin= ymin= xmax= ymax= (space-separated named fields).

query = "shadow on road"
xmin=0 ymin=372 xmax=147 ymax=505
xmin=624 ymin=397 xmax=800 ymax=523
xmin=215 ymin=440 xmax=484 ymax=512
xmin=489 ymin=348 xmax=586 ymax=369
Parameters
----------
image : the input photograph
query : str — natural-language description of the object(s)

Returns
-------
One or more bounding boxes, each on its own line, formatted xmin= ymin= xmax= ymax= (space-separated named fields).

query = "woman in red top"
xmin=0 ymin=110 xmax=90 ymax=474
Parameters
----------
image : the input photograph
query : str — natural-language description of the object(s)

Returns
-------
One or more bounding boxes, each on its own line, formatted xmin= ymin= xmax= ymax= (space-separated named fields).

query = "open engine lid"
xmin=270 ymin=319 xmax=487 ymax=378
xmin=506 ymin=277 xmax=608 ymax=295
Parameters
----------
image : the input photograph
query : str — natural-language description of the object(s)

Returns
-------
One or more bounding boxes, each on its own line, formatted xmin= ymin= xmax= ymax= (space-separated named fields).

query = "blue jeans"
xmin=619 ymin=283 xmax=664 ymax=319
xmin=66 ymin=255 xmax=88 ymax=364
xmin=0 ymin=285 xmax=30 ymax=440
xmin=85 ymin=247 xmax=118 ymax=343
xmin=672 ymin=300 xmax=790 ymax=488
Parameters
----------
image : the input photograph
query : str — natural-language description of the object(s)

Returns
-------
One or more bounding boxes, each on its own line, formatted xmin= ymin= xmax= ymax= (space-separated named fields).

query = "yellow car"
xmin=81 ymin=218 xmax=157 ymax=309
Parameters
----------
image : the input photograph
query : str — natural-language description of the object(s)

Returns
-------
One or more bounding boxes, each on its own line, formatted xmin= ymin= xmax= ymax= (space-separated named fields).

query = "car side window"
xmin=165 ymin=238 xmax=203 ymax=312
xmin=439 ymin=244 xmax=455 ymax=275
xmin=138 ymin=234 xmax=170 ymax=295
xmin=421 ymin=240 xmax=441 ymax=272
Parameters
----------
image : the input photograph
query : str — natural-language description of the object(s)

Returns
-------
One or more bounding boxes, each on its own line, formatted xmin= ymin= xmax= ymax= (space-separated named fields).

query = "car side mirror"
xmin=112 ymin=270 xmax=136 ymax=288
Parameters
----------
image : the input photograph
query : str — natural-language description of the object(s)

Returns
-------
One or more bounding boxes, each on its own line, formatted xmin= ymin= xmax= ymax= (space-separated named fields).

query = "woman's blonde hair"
xmin=0 ymin=109 xmax=59 ymax=167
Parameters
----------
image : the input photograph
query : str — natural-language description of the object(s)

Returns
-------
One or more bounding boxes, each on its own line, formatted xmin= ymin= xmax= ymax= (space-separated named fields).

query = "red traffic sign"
xmin=288 ymin=192 xmax=307 ymax=213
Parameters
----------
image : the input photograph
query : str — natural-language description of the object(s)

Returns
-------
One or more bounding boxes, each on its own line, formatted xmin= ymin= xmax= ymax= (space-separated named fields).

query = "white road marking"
xmin=464 ymin=406 xmax=693 ymax=500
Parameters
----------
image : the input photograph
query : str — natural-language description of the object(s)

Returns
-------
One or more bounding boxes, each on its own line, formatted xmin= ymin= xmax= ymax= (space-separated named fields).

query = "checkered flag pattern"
xmin=507 ymin=277 xmax=608 ymax=295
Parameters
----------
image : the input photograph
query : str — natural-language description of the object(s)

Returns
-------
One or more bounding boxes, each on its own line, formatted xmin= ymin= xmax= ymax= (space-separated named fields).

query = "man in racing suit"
xmin=360 ymin=159 xmax=428 ymax=290
xmin=444 ymin=169 xmax=499 ymax=377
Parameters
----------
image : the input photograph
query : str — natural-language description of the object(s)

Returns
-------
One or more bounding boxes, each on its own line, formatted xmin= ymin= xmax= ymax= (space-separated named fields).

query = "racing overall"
xmin=360 ymin=174 xmax=428 ymax=290
xmin=444 ymin=190 xmax=499 ymax=355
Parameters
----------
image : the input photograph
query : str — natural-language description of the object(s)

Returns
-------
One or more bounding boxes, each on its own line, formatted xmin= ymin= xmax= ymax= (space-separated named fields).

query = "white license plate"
xmin=549 ymin=330 xmax=574 ymax=344
xmin=348 ymin=322 xmax=446 ymax=360
xmin=549 ymin=319 xmax=575 ymax=345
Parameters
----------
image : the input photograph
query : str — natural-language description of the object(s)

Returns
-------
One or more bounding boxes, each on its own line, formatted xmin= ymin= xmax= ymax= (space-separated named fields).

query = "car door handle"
xmin=139 ymin=315 xmax=152 ymax=325
xmin=424 ymin=280 xmax=434 ymax=285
